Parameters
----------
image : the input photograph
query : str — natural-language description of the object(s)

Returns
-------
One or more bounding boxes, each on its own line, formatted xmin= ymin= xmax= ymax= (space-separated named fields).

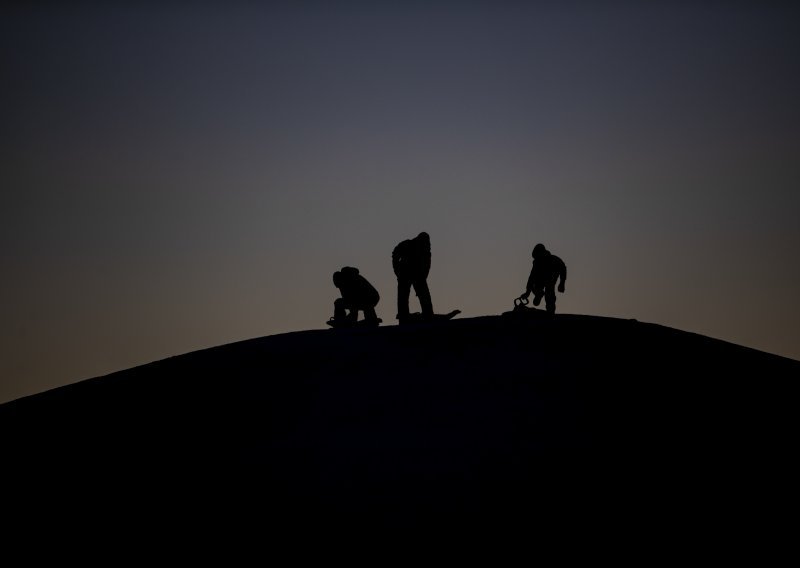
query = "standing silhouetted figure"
xmin=393 ymin=231 xmax=433 ymax=321
xmin=331 ymin=266 xmax=380 ymax=326
xmin=519 ymin=243 xmax=567 ymax=315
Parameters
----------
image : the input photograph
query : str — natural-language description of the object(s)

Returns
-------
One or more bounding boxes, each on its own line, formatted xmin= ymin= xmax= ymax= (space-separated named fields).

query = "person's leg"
xmin=363 ymin=305 xmax=379 ymax=325
xmin=334 ymin=298 xmax=347 ymax=322
xmin=414 ymin=278 xmax=434 ymax=316
xmin=397 ymin=278 xmax=411 ymax=319
xmin=544 ymin=283 xmax=557 ymax=314
xmin=532 ymin=284 xmax=544 ymax=307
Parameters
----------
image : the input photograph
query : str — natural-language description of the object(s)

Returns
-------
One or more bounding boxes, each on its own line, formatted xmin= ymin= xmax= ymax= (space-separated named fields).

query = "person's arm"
xmin=558 ymin=258 xmax=566 ymax=292
xmin=392 ymin=245 xmax=401 ymax=276
xmin=521 ymin=263 xmax=535 ymax=298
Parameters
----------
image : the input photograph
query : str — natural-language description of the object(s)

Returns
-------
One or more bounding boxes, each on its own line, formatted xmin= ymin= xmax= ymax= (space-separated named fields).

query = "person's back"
xmin=338 ymin=266 xmax=379 ymax=306
xmin=530 ymin=252 xmax=566 ymax=287
xmin=392 ymin=233 xmax=431 ymax=280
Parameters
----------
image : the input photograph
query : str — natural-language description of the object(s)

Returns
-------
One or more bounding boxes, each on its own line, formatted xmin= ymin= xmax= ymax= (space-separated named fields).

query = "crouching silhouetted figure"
xmin=392 ymin=231 xmax=433 ymax=321
xmin=331 ymin=267 xmax=380 ymax=326
xmin=519 ymin=243 xmax=567 ymax=314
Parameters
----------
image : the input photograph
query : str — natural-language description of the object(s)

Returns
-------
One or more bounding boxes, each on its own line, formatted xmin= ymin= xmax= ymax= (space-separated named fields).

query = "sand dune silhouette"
xmin=2 ymin=313 xmax=797 ymax=531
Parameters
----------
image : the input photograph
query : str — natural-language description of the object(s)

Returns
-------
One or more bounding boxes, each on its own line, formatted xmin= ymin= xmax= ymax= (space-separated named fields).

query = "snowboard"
xmin=398 ymin=310 xmax=461 ymax=325
xmin=326 ymin=318 xmax=382 ymax=329
xmin=502 ymin=297 xmax=548 ymax=317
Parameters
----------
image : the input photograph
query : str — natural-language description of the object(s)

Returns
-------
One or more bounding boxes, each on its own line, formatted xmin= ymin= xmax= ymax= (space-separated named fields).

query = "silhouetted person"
xmin=519 ymin=243 xmax=567 ymax=315
xmin=393 ymin=231 xmax=433 ymax=321
xmin=331 ymin=266 xmax=380 ymax=326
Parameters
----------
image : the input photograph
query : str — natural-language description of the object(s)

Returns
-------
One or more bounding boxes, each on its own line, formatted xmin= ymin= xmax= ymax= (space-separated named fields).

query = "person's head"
xmin=416 ymin=231 xmax=430 ymax=244
xmin=532 ymin=243 xmax=548 ymax=259
xmin=332 ymin=271 xmax=343 ymax=288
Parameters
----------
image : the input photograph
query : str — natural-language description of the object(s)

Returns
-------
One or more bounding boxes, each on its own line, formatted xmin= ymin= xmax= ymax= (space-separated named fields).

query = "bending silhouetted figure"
xmin=331 ymin=266 xmax=380 ymax=326
xmin=519 ymin=243 xmax=567 ymax=315
xmin=392 ymin=231 xmax=433 ymax=321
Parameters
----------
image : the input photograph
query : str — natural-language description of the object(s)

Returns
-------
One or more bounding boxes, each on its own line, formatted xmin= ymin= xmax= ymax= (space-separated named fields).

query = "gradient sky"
xmin=2 ymin=1 xmax=799 ymax=403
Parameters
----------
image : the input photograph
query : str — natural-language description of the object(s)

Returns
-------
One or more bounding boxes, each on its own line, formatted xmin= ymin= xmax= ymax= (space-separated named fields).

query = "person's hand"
xmin=519 ymin=291 xmax=530 ymax=300
xmin=558 ymin=283 xmax=565 ymax=293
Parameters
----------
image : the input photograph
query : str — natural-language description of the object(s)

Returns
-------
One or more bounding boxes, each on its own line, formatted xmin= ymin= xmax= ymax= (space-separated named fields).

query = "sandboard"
xmin=502 ymin=297 xmax=549 ymax=317
xmin=326 ymin=318 xmax=382 ymax=329
xmin=398 ymin=310 xmax=461 ymax=325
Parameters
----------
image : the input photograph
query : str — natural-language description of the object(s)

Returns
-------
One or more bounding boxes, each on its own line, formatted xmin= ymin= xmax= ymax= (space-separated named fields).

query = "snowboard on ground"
xmin=398 ymin=310 xmax=461 ymax=325
xmin=326 ymin=318 xmax=382 ymax=329
xmin=502 ymin=297 xmax=549 ymax=317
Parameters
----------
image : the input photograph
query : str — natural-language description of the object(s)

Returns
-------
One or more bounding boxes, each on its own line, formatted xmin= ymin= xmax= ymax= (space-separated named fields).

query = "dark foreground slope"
xmin=2 ymin=314 xmax=798 ymax=530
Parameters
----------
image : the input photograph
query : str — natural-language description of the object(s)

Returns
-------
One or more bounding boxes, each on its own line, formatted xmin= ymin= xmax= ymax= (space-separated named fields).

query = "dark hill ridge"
xmin=2 ymin=314 xmax=798 ymax=527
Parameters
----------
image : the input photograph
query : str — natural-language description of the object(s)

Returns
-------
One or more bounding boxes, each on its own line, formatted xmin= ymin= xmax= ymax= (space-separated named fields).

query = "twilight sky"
xmin=2 ymin=1 xmax=799 ymax=403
